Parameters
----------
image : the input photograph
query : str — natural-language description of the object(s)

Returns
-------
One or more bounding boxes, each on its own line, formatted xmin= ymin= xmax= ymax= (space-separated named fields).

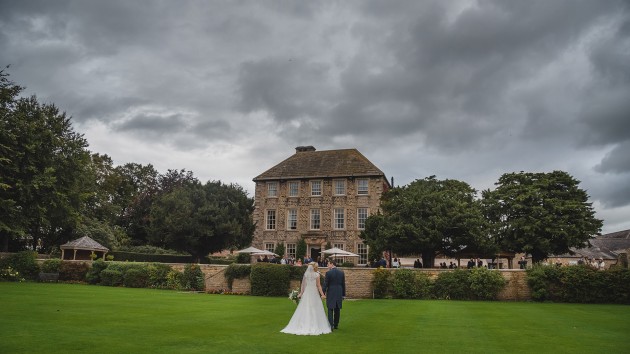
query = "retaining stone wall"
xmin=201 ymin=266 xmax=531 ymax=301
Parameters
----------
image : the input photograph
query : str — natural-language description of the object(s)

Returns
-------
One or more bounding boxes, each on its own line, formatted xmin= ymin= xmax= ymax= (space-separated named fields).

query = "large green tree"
xmin=482 ymin=171 xmax=602 ymax=264
xmin=0 ymin=70 xmax=91 ymax=252
xmin=361 ymin=176 xmax=490 ymax=268
xmin=148 ymin=180 xmax=254 ymax=262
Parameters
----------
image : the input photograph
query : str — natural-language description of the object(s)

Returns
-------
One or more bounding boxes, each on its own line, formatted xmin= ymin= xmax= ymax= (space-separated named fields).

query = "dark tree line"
xmin=0 ymin=69 xmax=254 ymax=256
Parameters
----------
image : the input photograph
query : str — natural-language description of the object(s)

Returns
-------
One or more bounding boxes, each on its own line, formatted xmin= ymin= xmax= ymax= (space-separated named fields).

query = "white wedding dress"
xmin=281 ymin=265 xmax=332 ymax=335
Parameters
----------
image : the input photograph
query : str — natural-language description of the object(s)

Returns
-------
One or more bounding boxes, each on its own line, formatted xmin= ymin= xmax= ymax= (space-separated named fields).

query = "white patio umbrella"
xmin=236 ymin=246 xmax=264 ymax=254
xmin=251 ymin=250 xmax=279 ymax=256
xmin=322 ymin=247 xmax=360 ymax=257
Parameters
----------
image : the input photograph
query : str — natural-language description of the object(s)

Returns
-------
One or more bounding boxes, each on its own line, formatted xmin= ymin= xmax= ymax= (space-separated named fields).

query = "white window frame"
xmin=288 ymin=181 xmax=299 ymax=197
xmin=333 ymin=243 xmax=344 ymax=250
xmin=357 ymin=178 xmax=369 ymax=195
xmin=265 ymin=243 xmax=275 ymax=253
xmin=334 ymin=179 xmax=346 ymax=195
xmin=286 ymin=243 xmax=296 ymax=258
xmin=267 ymin=182 xmax=278 ymax=197
xmin=334 ymin=208 xmax=345 ymax=230
xmin=266 ymin=210 xmax=276 ymax=230
xmin=287 ymin=208 xmax=298 ymax=230
xmin=311 ymin=180 xmax=322 ymax=196
xmin=357 ymin=243 xmax=369 ymax=265
xmin=310 ymin=209 xmax=320 ymax=230
xmin=357 ymin=207 xmax=369 ymax=230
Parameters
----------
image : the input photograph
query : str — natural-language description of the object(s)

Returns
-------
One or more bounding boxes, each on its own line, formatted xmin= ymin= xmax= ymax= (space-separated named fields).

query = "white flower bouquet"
xmin=288 ymin=289 xmax=300 ymax=305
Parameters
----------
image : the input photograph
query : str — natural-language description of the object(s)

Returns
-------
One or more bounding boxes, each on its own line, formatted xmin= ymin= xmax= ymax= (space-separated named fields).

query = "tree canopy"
xmin=1 ymin=69 xmax=91 ymax=251
xmin=149 ymin=180 xmax=254 ymax=262
xmin=482 ymin=171 xmax=602 ymax=263
xmin=361 ymin=176 xmax=490 ymax=267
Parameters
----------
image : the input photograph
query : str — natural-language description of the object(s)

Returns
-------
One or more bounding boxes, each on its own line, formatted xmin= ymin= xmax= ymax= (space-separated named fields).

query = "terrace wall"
xmin=200 ymin=266 xmax=531 ymax=301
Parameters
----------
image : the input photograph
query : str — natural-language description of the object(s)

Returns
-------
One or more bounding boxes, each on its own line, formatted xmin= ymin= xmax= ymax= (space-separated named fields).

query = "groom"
xmin=322 ymin=259 xmax=346 ymax=330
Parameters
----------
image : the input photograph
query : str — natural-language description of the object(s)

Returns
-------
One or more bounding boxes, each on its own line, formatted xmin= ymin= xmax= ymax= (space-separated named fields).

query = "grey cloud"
xmin=596 ymin=141 xmax=630 ymax=174
xmin=236 ymin=57 xmax=332 ymax=122
xmin=114 ymin=113 xmax=186 ymax=135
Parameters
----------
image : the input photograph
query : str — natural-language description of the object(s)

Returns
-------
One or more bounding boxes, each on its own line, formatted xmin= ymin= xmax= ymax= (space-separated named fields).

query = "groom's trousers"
xmin=328 ymin=307 xmax=340 ymax=328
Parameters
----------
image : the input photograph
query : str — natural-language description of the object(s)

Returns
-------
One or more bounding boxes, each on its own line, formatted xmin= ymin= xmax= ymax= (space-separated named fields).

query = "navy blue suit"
xmin=323 ymin=266 xmax=345 ymax=328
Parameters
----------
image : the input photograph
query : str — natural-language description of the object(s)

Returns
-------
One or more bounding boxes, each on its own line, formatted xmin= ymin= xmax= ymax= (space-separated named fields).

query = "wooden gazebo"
xmin=60 ymin=236 xmax=109 ymax=261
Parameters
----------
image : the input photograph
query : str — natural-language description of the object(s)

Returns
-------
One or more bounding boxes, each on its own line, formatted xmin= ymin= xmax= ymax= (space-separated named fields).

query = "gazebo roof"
xmin=60 ymin=236 xmax=109 ymax=252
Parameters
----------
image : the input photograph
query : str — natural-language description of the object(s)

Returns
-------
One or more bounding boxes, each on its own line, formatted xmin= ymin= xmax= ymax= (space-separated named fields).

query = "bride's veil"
xmin=303 ymin=264 xmax=315 ymax=280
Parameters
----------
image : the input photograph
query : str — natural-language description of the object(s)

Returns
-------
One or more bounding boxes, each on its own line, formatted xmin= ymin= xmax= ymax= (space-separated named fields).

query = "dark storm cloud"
xmin=114 ymin=113 xmax=186 ymax=135
xmin=237 ymin=57 xmax=333 ymax=123
xmin=1 ymin=0 xmax=629 ymax=231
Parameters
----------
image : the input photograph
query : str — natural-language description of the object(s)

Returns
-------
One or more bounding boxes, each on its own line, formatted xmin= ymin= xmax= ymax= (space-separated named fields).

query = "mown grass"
xmin=1 ymin=282 xmax=628 ymax=353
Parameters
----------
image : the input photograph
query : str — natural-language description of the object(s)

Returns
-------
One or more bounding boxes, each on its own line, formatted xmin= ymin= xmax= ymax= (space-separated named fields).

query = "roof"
xmin=562 ymin=229 xmax=630 ymax=259
xmin=253 ymin=147 xmax=389 ymax=183
xmin=60 ymin=236 xmax=109 ymax=252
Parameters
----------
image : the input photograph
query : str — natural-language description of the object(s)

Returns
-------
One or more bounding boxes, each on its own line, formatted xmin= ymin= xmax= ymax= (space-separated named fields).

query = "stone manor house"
xmin=252 ymin=146 xmax=391 ymax=265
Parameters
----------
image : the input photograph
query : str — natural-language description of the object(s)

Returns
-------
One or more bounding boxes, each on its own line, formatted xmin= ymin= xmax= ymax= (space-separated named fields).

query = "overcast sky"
xmin=2 ymin=0 xmax=629 ymax=234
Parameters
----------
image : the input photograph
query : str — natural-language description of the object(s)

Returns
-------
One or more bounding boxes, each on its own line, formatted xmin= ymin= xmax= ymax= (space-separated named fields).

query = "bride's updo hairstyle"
xmin=310 ymin=262 xmax=318 ymax=272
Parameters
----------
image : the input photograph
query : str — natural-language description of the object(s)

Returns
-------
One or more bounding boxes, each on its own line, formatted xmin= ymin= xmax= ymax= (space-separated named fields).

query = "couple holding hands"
xmin=281 ymin=260 xmax=345 ymax=335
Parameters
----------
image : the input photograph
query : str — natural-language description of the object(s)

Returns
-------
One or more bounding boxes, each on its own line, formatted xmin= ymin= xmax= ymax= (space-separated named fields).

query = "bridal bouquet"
xmin=288 ymin=289 xmax=300 ymax=305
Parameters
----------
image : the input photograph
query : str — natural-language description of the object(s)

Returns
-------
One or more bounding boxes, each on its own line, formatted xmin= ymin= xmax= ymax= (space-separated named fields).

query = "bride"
xmin=281 ymin=262 xmax=332 ymax=335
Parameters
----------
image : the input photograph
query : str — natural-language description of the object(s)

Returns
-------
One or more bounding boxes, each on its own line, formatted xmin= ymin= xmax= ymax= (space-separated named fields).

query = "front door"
xmin=310 ymin=247 xmax=321 ymax=263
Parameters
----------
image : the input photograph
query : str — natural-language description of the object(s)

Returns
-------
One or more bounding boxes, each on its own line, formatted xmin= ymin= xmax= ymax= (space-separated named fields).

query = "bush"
xmin=527 ymin=265 xmax=630 ymax=304
xmin=390 ymin=269 xmax=432 ymax=299
xmin=0 ymin=251 xmax=39 ymax=281
xmin=85 ymin=259 xmax=108 ymax=284
xmin=236 ymin=253 xmax=251 ymax=264
xmin=250 ymin=263 xmax=290 ymax=296
xmin=59 ymin=262 xmax=89 ymax=282
xmin=433 ymin=269 xmax=471 ymax=300
xmin=147 ymin=263 xmax=172 ymax=289
xmin=469 ymin=267 xmax=506 ymax=300
xmin=414 ymin=272 xmax=432 ymax=299
xmin=181 ymin=264 xmax=204 ymax=291
xmin=166 ymin=269 xmax=183 ymax=290
xmin=371 ymin=268 xmax=391 ymax=299
xmin=124 ymin=267 xmax=150 ymax=288
xmin=225 ymin=264 xmax=252 ymax=290
xmin=100 ymin=268 xmax=124 ymax=286
xmin=40 ymin=258 xmax=62 ymax=273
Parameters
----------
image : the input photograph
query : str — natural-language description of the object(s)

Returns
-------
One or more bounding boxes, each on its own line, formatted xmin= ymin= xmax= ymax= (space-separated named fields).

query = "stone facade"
xmin=252 ymin=147 xmax=390 ymax=264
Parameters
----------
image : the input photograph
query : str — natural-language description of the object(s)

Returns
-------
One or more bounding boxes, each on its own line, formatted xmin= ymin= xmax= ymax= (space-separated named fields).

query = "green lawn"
xmin=1 ymin=282 xmax=628 ymax=354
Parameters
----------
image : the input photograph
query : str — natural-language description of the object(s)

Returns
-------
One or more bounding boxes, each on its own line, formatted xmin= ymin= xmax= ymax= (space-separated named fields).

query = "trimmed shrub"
xmin=392 ymin=269 xmax=417 ymax=299
xmin=469 ymin=267 xmax=506 ymax=300
xmin=250 ymin=263 xmax=290 ymax=296
xmin=59 ymin=261 xmax=89 ymax=282
xmin=124 ymin=267 xmax=150 ymax=288
xmin=225 ymin=264 xmax=252 ymax=290
xmin=182 ymin=264 xmax=204 ymax=291
xmin=371 ymin=267 xmax=391 ymax=299
xmin=433 ymin=269 xmax=471 ymax=300
xmin=40 ymin=258 xmax=62 ymax=273
xmin=147 ymin=263 xmax=172 ymax=289
xmin=390 ymin=269 xmax=432 ymax=299
xmin=166 ymin=269 xmax=183 ymax=290
xmin=0 ymin=251 xmax=39 ymax=281
xmin=85 ymin=259 xmax=108 ymax=284
xmin=527 ymin=265 xmax=630 ymax=304
xmin=415 ymin=272 xmax=432 ymax=299
xmin=100 ymin=268 xmax=124 ymax=286
xmin=236 ymin=253 xmax=251 ymax=264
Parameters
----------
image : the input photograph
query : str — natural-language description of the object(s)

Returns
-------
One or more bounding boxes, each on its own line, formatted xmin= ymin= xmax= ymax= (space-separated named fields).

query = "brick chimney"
xmin=295 ymin=146 xmax=316 ymax=153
